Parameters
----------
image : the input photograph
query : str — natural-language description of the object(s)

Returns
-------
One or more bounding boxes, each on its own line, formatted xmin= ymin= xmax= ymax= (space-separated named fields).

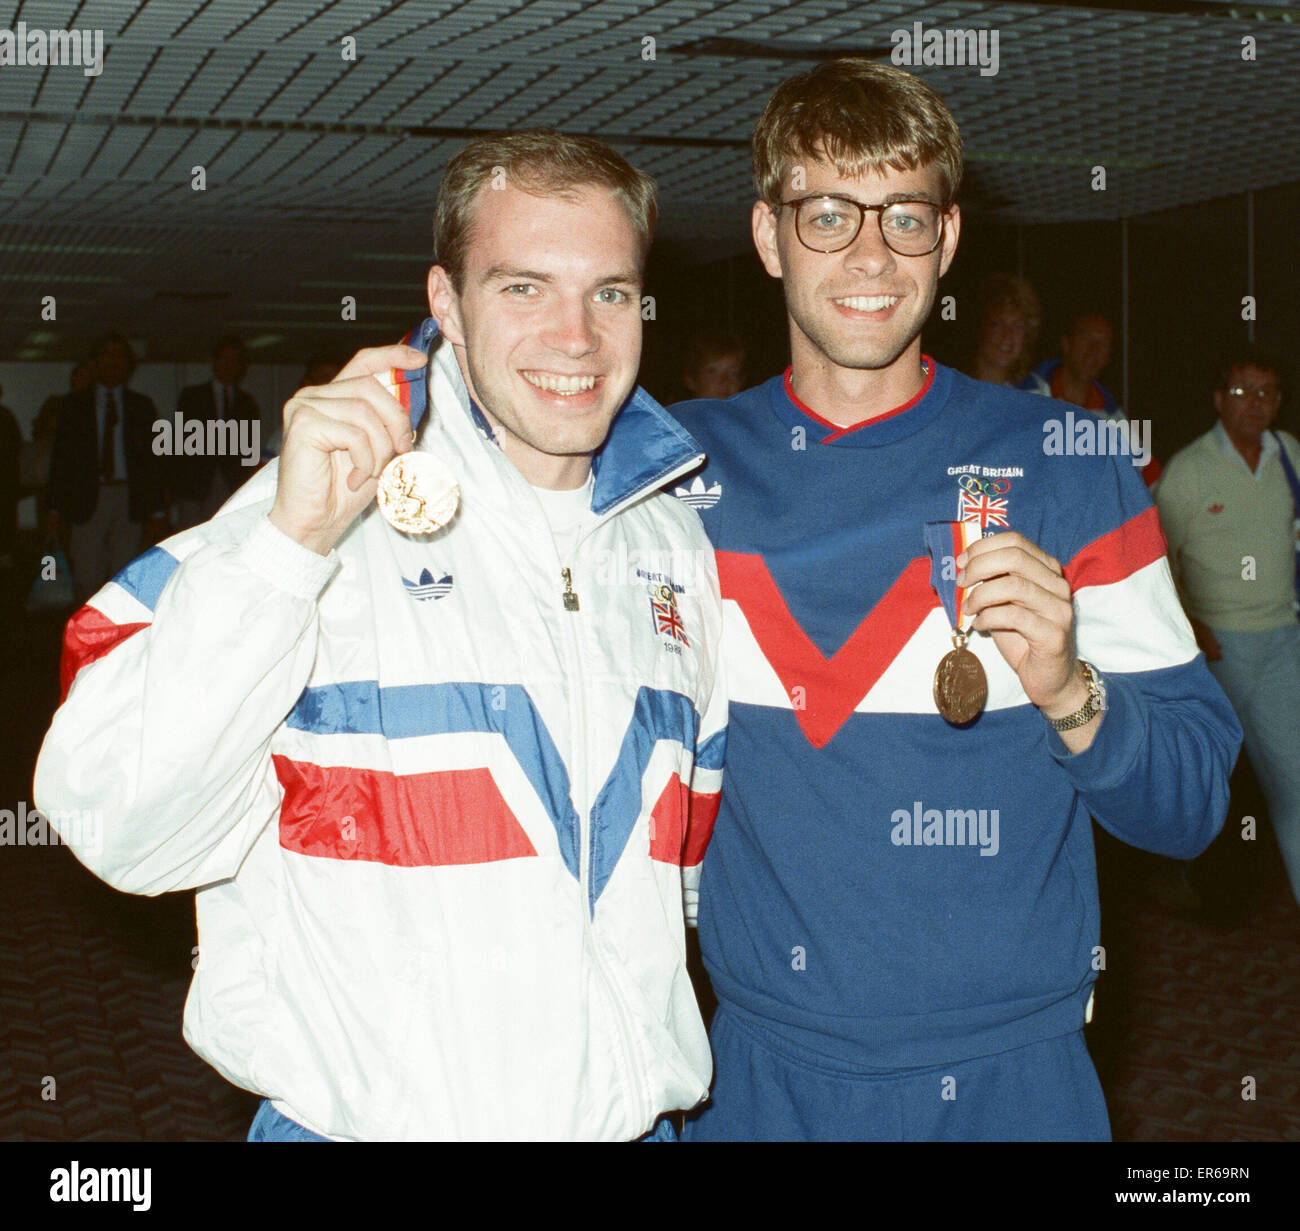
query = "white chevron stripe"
xmin=93 ymin=580 xmax=154 ymax=627
xmin=1074 ymin=555 xmax=1198 ymax=674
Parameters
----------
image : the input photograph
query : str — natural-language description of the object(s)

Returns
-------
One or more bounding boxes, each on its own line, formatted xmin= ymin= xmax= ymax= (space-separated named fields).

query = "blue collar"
xmin=398 ymin=317 xmax=702 ymax=515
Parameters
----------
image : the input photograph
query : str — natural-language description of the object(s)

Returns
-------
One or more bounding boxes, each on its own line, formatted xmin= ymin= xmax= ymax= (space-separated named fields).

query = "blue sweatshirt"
xmin=669 ymin=361 xmax=1240 ymax=1068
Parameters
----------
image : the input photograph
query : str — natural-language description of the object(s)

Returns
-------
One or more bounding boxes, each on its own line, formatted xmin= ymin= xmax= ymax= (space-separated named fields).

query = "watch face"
xmin=1082 ymin=661 xmax=1106 ymax=710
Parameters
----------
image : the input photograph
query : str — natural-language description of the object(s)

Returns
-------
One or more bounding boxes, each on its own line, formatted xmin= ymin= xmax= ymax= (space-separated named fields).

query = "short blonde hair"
xmin=433 ymin=130 xmax=657 ymax=289
xmin=753 ymin=60 xmax=963 ymax=209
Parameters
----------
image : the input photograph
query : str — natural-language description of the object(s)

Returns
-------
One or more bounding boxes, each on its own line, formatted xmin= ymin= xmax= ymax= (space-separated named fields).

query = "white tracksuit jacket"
xmin=34 ymin=319 xmax=727 ymax=1141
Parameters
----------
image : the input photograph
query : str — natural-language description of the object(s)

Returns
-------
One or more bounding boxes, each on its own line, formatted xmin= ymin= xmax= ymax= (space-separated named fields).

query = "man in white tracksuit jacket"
xmin=34 ymin=132 xmax=727 ymax=1141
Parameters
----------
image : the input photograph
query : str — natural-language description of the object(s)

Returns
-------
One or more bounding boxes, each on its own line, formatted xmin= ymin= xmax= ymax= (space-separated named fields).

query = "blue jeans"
xmin=248 ymin=1100 xmax=332 ymax=1142
xmin=247 ymin=1099 xmax=677 ymax=1141
xmin=1208 ymin=623 xmax=1300 ymax=905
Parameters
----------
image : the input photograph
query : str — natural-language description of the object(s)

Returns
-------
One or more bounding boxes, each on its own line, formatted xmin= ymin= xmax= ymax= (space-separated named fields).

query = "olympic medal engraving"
xmin=376 ymin=451 xmax=459 ymax=534
xmin=933 ymin=646 xmax=987 ymax=725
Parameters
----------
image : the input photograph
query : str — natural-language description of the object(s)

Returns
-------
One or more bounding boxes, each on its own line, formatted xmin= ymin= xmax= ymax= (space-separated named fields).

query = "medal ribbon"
xmin=924 ymin=519 xmax=981 ymax=633
xmin=382 ymin=317 xmax=503 ymax=447
xmin=381 ymin=317 xmax=441 ymax=431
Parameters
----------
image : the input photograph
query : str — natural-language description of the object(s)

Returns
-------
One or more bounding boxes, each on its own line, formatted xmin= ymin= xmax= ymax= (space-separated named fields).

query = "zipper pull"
xmin=561 ymin=567 xmax=580 ymax=612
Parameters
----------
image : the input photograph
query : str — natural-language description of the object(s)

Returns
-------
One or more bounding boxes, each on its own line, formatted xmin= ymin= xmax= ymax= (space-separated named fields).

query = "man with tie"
xmin=47 ymin=332 xmax=167 ymax=598
xmin=173 ymin=336 xmax=262 ymax=529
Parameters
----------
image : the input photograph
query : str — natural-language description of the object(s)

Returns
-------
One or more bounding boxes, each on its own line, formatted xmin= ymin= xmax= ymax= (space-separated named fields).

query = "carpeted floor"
xmin=2 ymin=561 xmax=1296 ymax=1142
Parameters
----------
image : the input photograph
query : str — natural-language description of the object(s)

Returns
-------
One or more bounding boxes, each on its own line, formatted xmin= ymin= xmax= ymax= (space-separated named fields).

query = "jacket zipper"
xmin=539 ymin=453 xmax=709 ymax=1133
xmin=560 ymin=567 xmax=579 ymax=611
xmin=554 ymin=525 xmax=649 ymax=1129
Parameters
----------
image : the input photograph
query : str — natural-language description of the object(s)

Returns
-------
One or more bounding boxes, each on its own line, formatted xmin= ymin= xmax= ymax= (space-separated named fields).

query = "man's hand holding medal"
xmin=930 ymin=526 xmax=1102 ymax=751
xmin=269 ymin=343 xmax=459 ymax=555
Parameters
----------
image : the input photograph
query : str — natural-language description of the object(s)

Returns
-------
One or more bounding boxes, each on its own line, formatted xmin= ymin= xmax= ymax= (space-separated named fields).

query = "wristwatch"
xmin=1047 ymin=660 xmax=1107 ymax=732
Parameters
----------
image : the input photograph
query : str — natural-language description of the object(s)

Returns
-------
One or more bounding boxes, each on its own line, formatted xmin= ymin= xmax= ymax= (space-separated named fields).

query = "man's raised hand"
xmin=269 ymin=345 xmax=424 ymax=556
xmin=958 ymin=531 xmax=1089 ymax=722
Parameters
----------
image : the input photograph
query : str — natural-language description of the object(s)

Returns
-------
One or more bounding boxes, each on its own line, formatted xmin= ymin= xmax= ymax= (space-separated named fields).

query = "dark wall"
xmin=643 ymin=180 xmax=1299 ymax=468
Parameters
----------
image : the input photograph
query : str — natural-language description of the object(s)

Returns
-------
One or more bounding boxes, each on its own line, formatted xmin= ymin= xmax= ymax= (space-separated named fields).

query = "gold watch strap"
xmin=1048 ymin=660 xmax=1105 ymax=732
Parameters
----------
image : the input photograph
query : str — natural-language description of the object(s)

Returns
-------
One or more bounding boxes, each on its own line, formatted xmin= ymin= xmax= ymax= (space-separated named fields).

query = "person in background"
xmin=1021 ymin=311 xmax=1116 ymax=409
xmin=173 ymin=336 xmax=262 ymax=530
xmin=47 ymin=333 xmax=167 ymax=597
xmin=300 ymin=354 xmax=343 ymax=390
xmin=681 ymin=329 xmax=746 ymax=402
xmin=23 ymin=362 xmax=90 ymax=529
xmin=0 ymin=385 xmax=19 ymax=571
xmin=33 ymin=359 xmax=92 ymax=441
xmin=1154 ymin=348 xmax=1300 ymax=906
xmin=967 ymin=272 xmax=1041 ymax=388
xmin=1021 ymin=311 xmax=1161 ymax=486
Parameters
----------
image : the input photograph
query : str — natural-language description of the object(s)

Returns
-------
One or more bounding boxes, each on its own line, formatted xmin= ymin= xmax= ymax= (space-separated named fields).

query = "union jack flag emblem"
xmin=649 ymin=590 xmax=689 ymax=645
xmin=958 ymin=491 xmax=1009 ymax=531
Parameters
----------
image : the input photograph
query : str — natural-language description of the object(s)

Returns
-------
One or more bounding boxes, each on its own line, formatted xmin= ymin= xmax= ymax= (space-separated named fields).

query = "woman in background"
xmin=968 ymin=272 xmax=1042 ymax=388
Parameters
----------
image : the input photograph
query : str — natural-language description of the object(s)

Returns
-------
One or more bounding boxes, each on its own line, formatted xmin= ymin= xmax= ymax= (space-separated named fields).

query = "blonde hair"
xmin=433 ymin=130 xmax=657 ymax=289
xmin=752 ymin=59 xmax=963 ymax=209
xmin=977 ymin=273 xmax=1043 ymax=384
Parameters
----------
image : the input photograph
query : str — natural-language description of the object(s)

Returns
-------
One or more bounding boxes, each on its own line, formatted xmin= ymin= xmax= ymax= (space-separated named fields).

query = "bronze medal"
xmin=933 ymin=638 xmax=987 ymax=725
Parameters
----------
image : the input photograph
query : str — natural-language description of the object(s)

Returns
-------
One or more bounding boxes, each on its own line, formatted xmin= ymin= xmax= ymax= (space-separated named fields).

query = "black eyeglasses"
xmin=779 ymin=195 xmax=947 ymax=256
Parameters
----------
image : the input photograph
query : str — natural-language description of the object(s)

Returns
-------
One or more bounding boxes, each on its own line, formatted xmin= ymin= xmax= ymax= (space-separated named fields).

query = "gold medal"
xmin=933 ymin=630 xmax=987 ymax=725
xmin=376 ymin=451 xmax=459 ymax=535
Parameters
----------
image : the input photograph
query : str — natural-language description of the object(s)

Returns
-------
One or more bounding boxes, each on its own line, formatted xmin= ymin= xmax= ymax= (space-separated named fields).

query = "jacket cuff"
xmin=1046 ymin=670 xmax=1143 ymax=789
xmin=244 ymin=514 xmax=340 ymax=600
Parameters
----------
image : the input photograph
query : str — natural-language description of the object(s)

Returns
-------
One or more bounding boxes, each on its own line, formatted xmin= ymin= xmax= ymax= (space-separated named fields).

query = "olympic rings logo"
xmin=957 ymin=474 xmax=1011 ymax=496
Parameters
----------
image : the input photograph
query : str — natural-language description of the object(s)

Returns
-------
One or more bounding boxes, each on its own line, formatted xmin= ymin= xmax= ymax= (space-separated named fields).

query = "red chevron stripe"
xmin=274 ymin=755 xmax=537 ymax=866
xmin=649 ymin=773 xmax=721 ymax=867
xmin=1064 ymin=505 xmax=1166 ymax=591
xmin=717 ymin=552 xmax=939 ymax=748
xmin=717 ymin=509 xmax=1165 ymax=748
xmin=60 ymin=607 xmax=149 ymax=702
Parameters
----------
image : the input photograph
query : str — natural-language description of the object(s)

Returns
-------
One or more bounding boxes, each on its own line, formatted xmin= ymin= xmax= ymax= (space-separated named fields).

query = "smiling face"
xmin=753 ymin=156 xmax=959 ymax=382
xmin=977 ymin=308 xmax=1028 ymax=376
xmin=428 ymin=182 xmax=643 ymax=489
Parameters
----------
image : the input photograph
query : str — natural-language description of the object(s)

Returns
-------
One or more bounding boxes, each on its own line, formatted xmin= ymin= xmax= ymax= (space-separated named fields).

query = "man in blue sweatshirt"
xmin=670 ymin=59 xmax=1240 ymax=1141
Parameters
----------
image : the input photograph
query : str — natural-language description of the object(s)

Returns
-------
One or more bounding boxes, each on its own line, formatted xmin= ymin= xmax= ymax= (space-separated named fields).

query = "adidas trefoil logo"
xmin=402 ymin=568 xmax=454 ymax=601
xmin=674 ymin=475 xmax=722 ymax=509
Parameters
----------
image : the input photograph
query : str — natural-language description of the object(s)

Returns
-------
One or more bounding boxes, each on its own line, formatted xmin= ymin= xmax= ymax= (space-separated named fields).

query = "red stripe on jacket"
xmin=1063 ymin=505 xmax=1166 ymax=592
xmin=717 ymin=552 xmax=938 ymax=748
xmin=60 ymin=607 xmax=150 ymax=702
xmin=649 ymin=773 xmax=721 ymax=868
xmin=273 ymin=755 xmax=538 ymax=866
